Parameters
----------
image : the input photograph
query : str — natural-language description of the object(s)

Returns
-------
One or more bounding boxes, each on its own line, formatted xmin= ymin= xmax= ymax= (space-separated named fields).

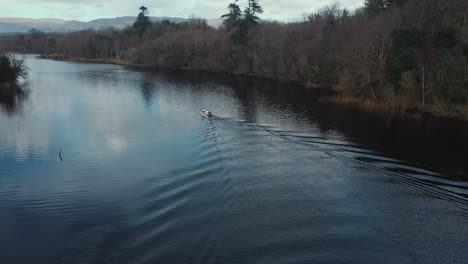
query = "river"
xmin=0 ymin=55 xmax=467 ymax=264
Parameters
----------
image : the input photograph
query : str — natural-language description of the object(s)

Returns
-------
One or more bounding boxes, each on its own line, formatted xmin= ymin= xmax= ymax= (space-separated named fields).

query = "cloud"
xmin=0 ymin=0 xmax=365 ymax=21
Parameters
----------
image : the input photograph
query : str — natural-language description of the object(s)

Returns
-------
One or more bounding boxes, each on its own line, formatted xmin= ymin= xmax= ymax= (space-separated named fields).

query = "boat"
xmin=201 ymin=110 xmax=213 ymax=118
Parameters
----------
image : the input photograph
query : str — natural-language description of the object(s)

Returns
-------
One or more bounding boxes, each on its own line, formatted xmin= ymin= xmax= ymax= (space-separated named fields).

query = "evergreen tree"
xmin=133 ymin=6 xmax=152 ymax=34
xmin=243 ymin=0 xmax=263 ymax=27
xmin=221 ymin=1 xmax=243 ymax=30
xmin=230 ymin=0 xmax=263 ymax=44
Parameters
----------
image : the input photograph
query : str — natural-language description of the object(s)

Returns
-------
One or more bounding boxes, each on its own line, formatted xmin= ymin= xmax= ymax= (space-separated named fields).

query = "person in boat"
xmin=202 ymin=110 xmax=214 ymax=117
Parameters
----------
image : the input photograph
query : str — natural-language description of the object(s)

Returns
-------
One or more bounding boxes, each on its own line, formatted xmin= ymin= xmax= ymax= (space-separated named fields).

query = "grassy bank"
xmin=41 ymin=53 xmax=306 ymax=80
xmin=319 ymin=96 xmax=468 ymax=121
xmin=42 ymin=53 xmax=151 ymax=67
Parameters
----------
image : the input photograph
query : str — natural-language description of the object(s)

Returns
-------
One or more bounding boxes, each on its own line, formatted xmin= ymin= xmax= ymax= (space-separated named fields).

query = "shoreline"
xmin=40 ymin=54 xmax=468 ymax=122
xmin=40 ymin=54 xmax=151 ymax=67
xmin=319 ymin=96 xmax=468 ymax=122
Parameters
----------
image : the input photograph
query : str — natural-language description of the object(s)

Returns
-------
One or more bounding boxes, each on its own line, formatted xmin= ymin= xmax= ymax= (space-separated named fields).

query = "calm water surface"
xmin=0 ymin=55 xmax=467 ymax=264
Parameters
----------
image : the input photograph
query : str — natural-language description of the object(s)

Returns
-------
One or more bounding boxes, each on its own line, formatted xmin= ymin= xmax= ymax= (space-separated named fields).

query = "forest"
xmin=1 ymin=0 xmax=467 ymax=115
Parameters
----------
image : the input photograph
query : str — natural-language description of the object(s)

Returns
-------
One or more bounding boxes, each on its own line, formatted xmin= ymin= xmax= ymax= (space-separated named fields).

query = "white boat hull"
xmin=201 ymin=110 xmax=212 ymax=118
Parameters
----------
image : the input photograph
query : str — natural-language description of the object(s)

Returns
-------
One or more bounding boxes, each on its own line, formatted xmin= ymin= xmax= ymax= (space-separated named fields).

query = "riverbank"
xmin=319 ymin=96 xmax=468 ymax=121
xmin=41 ymin=53 xmax=468 ymax=121
xmin=41 ymin=53 xmax=151 ymax=67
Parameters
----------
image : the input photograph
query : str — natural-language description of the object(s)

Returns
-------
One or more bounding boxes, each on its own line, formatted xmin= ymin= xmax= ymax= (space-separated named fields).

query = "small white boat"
xmin=201 ymin=110 xmax=213 ymax=118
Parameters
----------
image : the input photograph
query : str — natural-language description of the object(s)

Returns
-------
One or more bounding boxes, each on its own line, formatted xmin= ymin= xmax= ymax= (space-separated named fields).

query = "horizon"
xmin=0 ymin=0 xmax=363 ymax=22
xmin=0 ymin=16 xmax=202 ymax=23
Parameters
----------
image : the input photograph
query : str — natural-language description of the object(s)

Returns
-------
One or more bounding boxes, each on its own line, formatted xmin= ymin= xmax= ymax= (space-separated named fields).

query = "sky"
xmin=0 ymin=0 xmax=364 ymax=21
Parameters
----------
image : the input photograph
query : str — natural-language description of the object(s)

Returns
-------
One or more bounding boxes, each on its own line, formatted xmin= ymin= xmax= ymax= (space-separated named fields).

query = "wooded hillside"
xmin=1 ymin=0 xmax=467 ymax=109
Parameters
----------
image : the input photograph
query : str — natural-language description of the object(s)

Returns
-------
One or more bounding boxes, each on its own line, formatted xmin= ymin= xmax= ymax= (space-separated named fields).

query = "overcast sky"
xmin=0 ymin=0 xmax=364 ymax=21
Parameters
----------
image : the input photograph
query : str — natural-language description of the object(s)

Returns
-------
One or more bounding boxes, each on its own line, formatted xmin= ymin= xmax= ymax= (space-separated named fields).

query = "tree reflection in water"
xmin=0 ymin=82 xmax=28 ymax=114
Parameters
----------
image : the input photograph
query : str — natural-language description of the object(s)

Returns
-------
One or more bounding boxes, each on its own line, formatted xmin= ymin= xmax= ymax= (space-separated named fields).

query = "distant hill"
xmin=0 ymin=17 xmax=222 ymax=34
xmin=0 ymin=21 xmax=31 ymax=33
xmin=207 ymin=19 xmax=223 ymax=28
xmin=88 ymin=16 xmax=187 ymax=28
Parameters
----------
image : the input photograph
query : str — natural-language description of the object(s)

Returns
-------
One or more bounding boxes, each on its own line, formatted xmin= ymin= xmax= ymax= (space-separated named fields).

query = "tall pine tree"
xmin=222 ymin=0 xmax=263 ymax=45
xmin=221 ymin=1 xmax=243 ymax=30
xmin=243 ymin=0 xmax=263 ymax=27
xmin=133 ymin=6 xmax=152 ymax=34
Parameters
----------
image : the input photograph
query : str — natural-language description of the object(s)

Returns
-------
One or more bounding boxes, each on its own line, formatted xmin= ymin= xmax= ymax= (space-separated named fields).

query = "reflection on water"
xmin=0 ymin=55 xmax=467 ymax=264
xmin=0 ymin=82 xmax=28 ymax=114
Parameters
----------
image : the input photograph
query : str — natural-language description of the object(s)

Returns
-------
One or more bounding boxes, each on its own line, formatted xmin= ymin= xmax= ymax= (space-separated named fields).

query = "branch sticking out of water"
xmin=59 ymin=149 xmax=63 ymax=162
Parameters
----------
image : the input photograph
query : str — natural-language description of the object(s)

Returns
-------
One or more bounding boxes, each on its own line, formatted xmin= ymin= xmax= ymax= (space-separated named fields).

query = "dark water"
xmin=0 ymin=55 xmax=467 ymax=264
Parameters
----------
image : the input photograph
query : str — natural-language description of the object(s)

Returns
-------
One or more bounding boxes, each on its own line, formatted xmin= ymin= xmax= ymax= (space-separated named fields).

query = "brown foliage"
xmin=0 ymin=0 xmax=466 ymax=107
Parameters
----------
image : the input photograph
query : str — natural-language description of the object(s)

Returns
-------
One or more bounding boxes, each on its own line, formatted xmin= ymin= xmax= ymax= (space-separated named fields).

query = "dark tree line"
xmin=1 ymin=0 xmax=467 ymax=109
